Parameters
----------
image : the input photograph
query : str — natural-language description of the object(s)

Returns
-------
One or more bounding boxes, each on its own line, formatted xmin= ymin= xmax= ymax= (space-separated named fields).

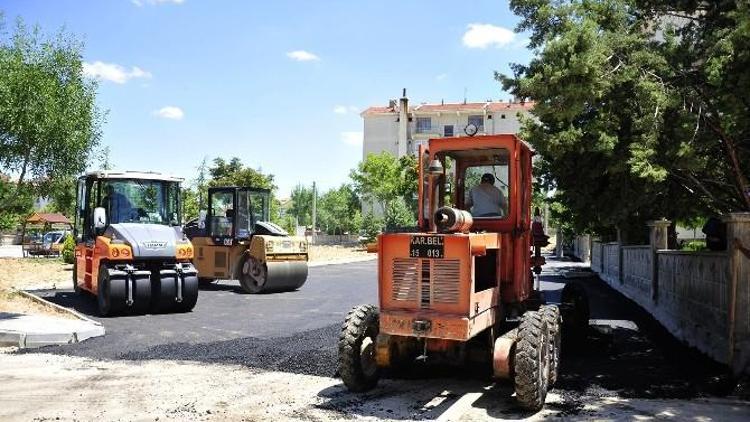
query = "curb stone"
xmin=0 ymin=289 xmax=105 ymax=349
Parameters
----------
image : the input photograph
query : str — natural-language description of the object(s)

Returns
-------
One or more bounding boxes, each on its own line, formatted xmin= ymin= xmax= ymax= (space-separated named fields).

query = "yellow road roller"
xmin=185 ymin=187 xmax=308 ymax=293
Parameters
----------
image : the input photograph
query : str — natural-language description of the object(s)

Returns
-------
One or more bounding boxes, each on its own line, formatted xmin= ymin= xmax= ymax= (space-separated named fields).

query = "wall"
xmin=574 ymin=214 xmax=750 ymax=375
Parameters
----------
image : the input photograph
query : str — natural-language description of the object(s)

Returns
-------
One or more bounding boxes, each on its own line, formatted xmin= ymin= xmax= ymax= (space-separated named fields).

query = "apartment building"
xmin=360 ymin=91 xmax=534 ymax=159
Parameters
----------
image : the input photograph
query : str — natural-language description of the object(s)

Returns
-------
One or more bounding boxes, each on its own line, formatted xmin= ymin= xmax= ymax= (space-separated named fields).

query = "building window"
xmin=416 ymin=117 xmax=432 ymax=134
xmin=468 ymin=115 xmax=484 ymax=131
xmin=443 ymin=125 xmax=454 ymax=137
xmin=501 ymin=114 xmax=506 ymax=119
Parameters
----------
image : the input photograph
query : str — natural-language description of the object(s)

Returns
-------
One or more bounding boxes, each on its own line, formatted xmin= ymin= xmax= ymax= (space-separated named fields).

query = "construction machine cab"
xmin=202 ymin=187 xmax=271 ymax=244
xmin=418 ymin=135 xmax=531 ymax=234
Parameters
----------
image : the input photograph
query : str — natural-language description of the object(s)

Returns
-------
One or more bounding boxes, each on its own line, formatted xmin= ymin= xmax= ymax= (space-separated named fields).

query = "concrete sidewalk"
xmin=0 ymin=302 xmax=105 ymax=349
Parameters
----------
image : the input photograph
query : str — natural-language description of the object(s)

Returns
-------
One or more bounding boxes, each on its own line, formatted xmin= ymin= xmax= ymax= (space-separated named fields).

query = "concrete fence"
xmin=308 ymin=234 xmax=361 ymax=246
xmin=573 ymin=213 xmax=750 ymax=375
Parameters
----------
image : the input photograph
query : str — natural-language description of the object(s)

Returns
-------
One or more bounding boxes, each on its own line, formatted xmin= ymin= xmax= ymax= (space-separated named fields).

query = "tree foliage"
xmin=317 ymin=184 xmax=361 ymax=235
xmin=350 ymin=152 xmax=418 ymax=216
xmin=0 ymin=17 xmax=103 ymax=215
xmin=500 ymin=0 xmax=750 ymax=240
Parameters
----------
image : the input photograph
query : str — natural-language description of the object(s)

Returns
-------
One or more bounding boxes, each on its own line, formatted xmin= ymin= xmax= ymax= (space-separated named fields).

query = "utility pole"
xmin=311 ymin=181 xmax=317 ymax=245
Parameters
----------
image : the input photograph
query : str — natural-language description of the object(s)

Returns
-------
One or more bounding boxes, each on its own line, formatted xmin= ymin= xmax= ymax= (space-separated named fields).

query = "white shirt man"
xmin=466 ymin=173 xmax=507 ymax=217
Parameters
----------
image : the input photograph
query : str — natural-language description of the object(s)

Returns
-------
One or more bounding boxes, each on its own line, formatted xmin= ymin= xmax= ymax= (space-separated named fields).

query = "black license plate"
xmin=409 ymin=235 xmax=444 ymax=259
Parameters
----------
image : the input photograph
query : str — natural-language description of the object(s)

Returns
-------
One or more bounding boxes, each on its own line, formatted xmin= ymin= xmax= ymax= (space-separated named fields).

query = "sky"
xmin=2 ymin=0 xmax=532 ymax=198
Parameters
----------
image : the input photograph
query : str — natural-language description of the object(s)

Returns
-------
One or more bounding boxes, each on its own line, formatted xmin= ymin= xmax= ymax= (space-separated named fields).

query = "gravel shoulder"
xmin=2 ymin=351 xmax=749 ymax=422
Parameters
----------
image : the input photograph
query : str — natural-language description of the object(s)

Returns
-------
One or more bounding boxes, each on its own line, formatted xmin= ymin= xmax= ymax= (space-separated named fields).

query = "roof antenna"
xmin=402 ymin=88 xmax=407 ymax=98
xmin=463 ymin=87 xmax=467 ymax=104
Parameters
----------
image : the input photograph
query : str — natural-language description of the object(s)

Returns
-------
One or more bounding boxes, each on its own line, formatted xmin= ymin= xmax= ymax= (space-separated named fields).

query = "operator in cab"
xmin=466 ymin=173 xmax=507 ymax=217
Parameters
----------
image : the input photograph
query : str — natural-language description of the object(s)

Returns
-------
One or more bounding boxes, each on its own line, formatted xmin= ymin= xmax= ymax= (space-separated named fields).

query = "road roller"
xmin=185 ymin=186 xmax=308 ymax=293
xmin=72 ymin=171 xmax=199 ymax=317
xmin=337 ymin=134 xmax=589 ymax=411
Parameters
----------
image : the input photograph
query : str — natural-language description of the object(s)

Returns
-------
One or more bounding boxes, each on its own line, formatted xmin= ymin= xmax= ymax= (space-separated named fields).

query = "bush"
xmin=61 ymin=234 xmax=76 ymax=264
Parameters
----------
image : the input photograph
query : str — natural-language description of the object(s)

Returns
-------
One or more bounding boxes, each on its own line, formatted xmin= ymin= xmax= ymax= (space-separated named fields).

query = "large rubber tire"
xmin=129 ymin=275 xmax=152 ymax=315
xmin=175 ymin=275 xmax=199 ymax=313
xmin=540 ymin=304 xmax=562 ymax=387
xmin=239 ymin=255 xmax=267 ymax=294
xmin=151 ymin=273 xmax=177 ymax=314
xmin=514 ymin=310 xmax=550 ymax=411
xmin=338 ymin=304 xmax=380 ymax=392
xmin=561 ymin=282 xmax=590 ymax=337
xmin=97 ymin=266 xmax=127 ymax=317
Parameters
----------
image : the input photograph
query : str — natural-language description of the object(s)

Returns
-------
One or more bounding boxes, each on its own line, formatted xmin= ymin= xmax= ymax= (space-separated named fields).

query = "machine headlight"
xmin=266 ymin=240 xmax=274 ymax=252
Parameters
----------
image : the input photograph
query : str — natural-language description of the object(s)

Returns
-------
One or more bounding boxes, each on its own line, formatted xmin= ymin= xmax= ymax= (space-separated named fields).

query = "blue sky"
xmin=2 ymin=0 xmax=532 ymax=197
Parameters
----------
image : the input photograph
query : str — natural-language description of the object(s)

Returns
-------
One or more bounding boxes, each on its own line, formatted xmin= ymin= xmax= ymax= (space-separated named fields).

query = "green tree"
xmin=317 ymin=183 xmax=361 ymax=235
xmin=500 ymin=0 xmax=750 ymax=240
xmin=0 ymin=17 xmax=103 ymax=212
xmin=350 ymin=151 xmax=418 ymax=218
xmin=288 ymin=183 xmax=313 ymax=227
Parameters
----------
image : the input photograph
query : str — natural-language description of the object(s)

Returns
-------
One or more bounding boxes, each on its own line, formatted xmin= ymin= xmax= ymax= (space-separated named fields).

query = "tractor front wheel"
xmin=514 ymin=310 xmax=550 ymax=411
xmin=338 ymin=304 xmax=380 ymax=392
xmin=540 ymin=304 xmax=562 ymax=386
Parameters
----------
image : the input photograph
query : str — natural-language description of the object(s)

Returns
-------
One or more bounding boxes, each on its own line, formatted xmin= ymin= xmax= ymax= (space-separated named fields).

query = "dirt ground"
xmin=0 ymin=258 xmax=75 ymax=318
xmin=308 ymin=244 xmax=372 ymax=263
xmin=1 ymin=350 xmax=748 ymax=421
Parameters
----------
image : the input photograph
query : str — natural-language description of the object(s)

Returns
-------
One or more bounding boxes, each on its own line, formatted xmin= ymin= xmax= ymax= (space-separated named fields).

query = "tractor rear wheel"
xmin=561 ymin=282 xmax=590 ymax=338
xmin=540 ymin=304 xmax=562 ymax=386
xmin=239 ymin=255 xmax=267 ymax=294
xmin=514 ymin=310 xmax=550 ymax=411
xmin=338 ymin=304 xmax=380 ymax=392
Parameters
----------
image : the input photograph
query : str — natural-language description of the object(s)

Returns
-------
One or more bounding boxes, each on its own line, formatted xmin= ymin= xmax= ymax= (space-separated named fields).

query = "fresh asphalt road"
xmin=33 ymin=257 xmax=734 ymax=409
xmin=36 ymin=260 xmax=377 ymax=358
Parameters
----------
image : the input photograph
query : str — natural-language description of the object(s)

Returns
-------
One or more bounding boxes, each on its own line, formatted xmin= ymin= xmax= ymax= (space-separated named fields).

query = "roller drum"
xmin=239 ymin=255 xmax=308 ymax=294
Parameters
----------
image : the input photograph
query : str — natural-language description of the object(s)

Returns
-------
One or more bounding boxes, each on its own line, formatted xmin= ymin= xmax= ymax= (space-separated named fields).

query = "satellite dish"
xmin=464 ymin=123 xmax=478 ymax=136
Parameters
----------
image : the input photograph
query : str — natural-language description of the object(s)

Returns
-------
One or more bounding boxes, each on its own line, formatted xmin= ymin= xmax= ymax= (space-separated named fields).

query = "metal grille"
xmin=420 ymin=260 xmax=431 ymax=309
xmin=391 ymin=258 xmax=461 ymax=307
xmin=431 ymin=259 xmax=461 ymax=304
xmin=391 ymin=258 xmax=419 ymax=302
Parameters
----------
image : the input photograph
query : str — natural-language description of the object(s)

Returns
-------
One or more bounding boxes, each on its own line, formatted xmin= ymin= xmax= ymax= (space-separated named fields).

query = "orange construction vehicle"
xmin=72 ymin=171 xmax=199 ymax=316
xmin=337 ymin=134 xmax=589 ymax=410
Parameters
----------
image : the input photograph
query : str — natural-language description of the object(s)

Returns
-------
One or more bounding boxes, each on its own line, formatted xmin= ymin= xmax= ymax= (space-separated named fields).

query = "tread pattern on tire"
xmin=338 ymin=304 xmax=379 ymax=392
xmin=540 ymin=304 xmax=561 ymax=386
xmin=514 ymin=310 xmax=549 ymax=411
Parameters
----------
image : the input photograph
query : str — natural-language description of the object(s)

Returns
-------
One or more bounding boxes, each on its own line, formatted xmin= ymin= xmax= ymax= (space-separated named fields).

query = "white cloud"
xmin=333 ymin=105 xmax=360 ymax=115
xmin=153 ymin=106 xmax=184 ymax=120
xmin=436 ymin=73 xmax=448 ymax=81
xmin=286 ymin=50 xmax=320 ymax=62
xmin=132 ymin=0 xmax=184 ymax=6
xmin=462 ymin=23 xmax=515 ymax=49
xmin=83 ymin=61 xmax=152 ymax=84
xmin=341 ymin=131 xmax=363 ymax=146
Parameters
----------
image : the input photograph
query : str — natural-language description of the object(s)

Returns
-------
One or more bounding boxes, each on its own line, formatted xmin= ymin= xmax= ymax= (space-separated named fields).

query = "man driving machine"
xmin=466 ymin=173 xmax=507 ymax=217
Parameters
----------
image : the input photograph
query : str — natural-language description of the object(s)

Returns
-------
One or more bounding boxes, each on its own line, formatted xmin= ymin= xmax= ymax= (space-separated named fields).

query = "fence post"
xmin=724 ymin=212 xmax=750 ymax=375
xmin=647 ymin=219 xmax=671 ymax=303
